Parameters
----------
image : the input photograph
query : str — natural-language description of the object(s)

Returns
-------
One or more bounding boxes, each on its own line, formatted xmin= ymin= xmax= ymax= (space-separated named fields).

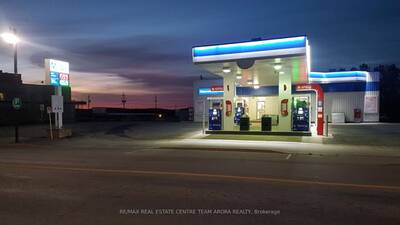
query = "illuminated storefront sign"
xmin=45 ymin=59 xmax=70 ymax=87
xmin=199 ymin=86 xmax=224 ymax=95
xmin=210 ymin=86 xmax=224 ymax=92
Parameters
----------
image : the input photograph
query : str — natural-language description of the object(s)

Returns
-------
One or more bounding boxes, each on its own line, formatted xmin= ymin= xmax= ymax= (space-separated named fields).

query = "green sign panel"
xmin=12 ymin=97 xmax=22 ymax=110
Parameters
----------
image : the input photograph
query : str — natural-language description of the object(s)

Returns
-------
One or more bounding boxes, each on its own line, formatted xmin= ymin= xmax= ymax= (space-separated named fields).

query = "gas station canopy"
xmin=192 ymin=35 xmax=380 ymax=136
xmin=192 ymin=36 xmax=310 ymax=86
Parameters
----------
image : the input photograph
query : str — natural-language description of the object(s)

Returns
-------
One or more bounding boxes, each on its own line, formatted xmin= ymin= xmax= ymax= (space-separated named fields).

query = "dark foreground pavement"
xmin=0 ymin=122 xmax=399 ymax=224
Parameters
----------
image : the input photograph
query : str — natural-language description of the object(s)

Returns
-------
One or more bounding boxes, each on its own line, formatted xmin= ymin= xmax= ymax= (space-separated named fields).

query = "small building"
xmin=192 ymin=36 xmax=380 ymax=135
xmin=0 ymin=70 xmax=74 ymax=125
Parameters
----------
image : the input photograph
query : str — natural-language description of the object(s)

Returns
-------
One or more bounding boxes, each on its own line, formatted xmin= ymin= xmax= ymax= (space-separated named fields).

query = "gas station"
xmin=192 ymin=36 xmax=380 ymax=136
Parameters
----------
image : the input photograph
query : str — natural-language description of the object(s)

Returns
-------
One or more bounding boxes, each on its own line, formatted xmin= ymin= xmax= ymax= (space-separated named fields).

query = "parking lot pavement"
xmin=327 ymin=123 xmax=400 ymax=146
xmin=159 ymin=123 xmax=400 ymax=157
xmin=162 ymin=138 xmax=400 ymax=157
xmin=1 ymin=122 xmax=400 ymax=157
xmin=0 ymin=121 xmax=201 ymax=144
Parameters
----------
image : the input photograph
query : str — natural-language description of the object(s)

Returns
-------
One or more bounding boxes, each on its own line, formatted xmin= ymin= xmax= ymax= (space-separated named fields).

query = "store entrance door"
xmin=256 ymin=101 xmax=265 ymax=120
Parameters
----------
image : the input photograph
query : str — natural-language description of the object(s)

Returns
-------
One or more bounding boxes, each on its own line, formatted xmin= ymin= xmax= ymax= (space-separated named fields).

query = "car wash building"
xmin=192 ymin=36 xmax=380 ymax=135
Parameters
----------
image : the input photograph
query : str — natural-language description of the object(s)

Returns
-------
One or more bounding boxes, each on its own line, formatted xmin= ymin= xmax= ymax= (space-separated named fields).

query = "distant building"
xmin=0 ymin=70 xmax=74 ymax=125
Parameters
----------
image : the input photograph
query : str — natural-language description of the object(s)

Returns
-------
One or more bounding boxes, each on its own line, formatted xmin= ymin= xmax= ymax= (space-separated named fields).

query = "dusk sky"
xmin=0 ymin=0 xmax=399 ymax=108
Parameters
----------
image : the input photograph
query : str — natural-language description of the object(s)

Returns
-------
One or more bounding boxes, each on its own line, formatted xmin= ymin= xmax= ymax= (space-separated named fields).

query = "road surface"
xmin=0 ymin=122 xmax=399 ymax=224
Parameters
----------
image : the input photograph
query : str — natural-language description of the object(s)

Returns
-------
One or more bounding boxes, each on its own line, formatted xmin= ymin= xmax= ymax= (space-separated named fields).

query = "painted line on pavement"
xmin=0 ymin=162 xmax=399 ymax=192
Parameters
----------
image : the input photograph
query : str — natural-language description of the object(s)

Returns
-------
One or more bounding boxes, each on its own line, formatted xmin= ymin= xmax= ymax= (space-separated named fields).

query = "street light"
xmin=1 ymin=32 xmax=19 ymax=45
xmin=1 ymin=28 xmax=19 ymax=74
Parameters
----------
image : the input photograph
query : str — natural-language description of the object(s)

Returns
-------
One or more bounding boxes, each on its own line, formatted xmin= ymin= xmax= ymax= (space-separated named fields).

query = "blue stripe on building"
xmin=234 ymin=82 xmax=380 ymax=96
xmin=236 ymin=86 xmax=278 ymax=96
xmin=309 ymin=71 xmax=367 ymax=79
xmin=366 ymin=81 xmax=379 ymax=92
xmin=320 ymin=82 xmax=379 ymax=92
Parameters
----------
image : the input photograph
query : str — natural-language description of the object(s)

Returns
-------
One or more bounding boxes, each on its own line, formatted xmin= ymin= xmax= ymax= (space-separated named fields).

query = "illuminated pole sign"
xmin=45 ymin=59 xmax=70 ymax=87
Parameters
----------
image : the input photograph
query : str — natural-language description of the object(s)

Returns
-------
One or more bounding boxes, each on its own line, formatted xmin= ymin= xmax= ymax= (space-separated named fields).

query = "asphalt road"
xmin=0 ymin=122 xmax=399 ymax=225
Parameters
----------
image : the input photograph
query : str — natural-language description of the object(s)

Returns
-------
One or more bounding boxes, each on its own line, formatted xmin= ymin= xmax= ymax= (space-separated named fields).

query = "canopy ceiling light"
xmin=274 ymin=64 xmax=282 ymax=70
xmin=222 ymin=67 xmax=231 ymax=73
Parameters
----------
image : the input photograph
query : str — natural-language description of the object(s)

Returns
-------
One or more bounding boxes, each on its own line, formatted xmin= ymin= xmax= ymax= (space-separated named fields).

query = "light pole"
xmin=2 ymin=28 xmax=20 ymax=143
xmin=1 ymin=27 xmax=19 ymax=74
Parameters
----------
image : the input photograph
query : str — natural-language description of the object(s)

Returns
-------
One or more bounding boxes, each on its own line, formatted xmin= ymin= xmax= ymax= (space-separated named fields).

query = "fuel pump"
xmin=292 ymin=96 xmax=310 ymax=131
xmin=234 ymin=102 xmax=244 ymax=125
xmin=209 ymin=102 xmax=222 ymax=130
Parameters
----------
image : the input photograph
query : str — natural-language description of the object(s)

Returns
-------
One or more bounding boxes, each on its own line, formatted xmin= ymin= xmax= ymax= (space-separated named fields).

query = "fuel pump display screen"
xmin=298 ymin=108 xmax=304 ymax=115
xmin=212 ymin=109 xmax=218 ymax=116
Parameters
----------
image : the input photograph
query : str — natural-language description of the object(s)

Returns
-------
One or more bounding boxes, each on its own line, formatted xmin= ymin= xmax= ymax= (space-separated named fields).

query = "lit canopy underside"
xmin=193 ymin=36 xmax=310 ymax=86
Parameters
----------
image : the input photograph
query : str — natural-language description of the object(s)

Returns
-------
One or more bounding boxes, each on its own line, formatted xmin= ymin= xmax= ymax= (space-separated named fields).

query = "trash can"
xmin=354 ymin=108 xmax=362 ymax=123
xmin=261 ymin=115 xmax=272 ymax=131
xmin=240 ymin=115 xmax=250 ymax=131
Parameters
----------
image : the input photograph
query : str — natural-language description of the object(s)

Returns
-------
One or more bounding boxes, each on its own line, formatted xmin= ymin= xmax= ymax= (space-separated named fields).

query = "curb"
xmin=159 ymin=146 xmax=285 ymax=154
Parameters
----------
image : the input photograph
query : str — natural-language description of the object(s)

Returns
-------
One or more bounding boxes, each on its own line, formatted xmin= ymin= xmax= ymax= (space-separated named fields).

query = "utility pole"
xmin=121 ymin=93 xmax=127 ymax=109
xmin=87 ymin=95 xmax=91 ymax=109
xmin=155 ymin=95 xmax=158 ymax=110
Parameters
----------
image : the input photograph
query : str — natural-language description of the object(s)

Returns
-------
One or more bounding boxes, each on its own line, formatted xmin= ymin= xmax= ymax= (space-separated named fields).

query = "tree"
xmin=359 ymin=63 xmax=370 ymax=71
xmin=378 ymin=64 xmax=400 ymax=122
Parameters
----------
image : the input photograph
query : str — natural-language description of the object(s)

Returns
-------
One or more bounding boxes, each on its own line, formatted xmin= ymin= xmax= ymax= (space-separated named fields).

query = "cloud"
xmin=29 ymin=35 xmax=192 ymax=71
xmin=27 ymin=34 xmax=200 ymax=107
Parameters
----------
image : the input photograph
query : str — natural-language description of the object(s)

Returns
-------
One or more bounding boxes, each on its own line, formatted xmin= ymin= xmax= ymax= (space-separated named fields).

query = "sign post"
xmin=51 ymin=95 xmax=64 ymax=129
xmin=12 ymin=97 xmax=22 ymax=143
xmin=47 ymin=106 xmax=53 ymax=140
